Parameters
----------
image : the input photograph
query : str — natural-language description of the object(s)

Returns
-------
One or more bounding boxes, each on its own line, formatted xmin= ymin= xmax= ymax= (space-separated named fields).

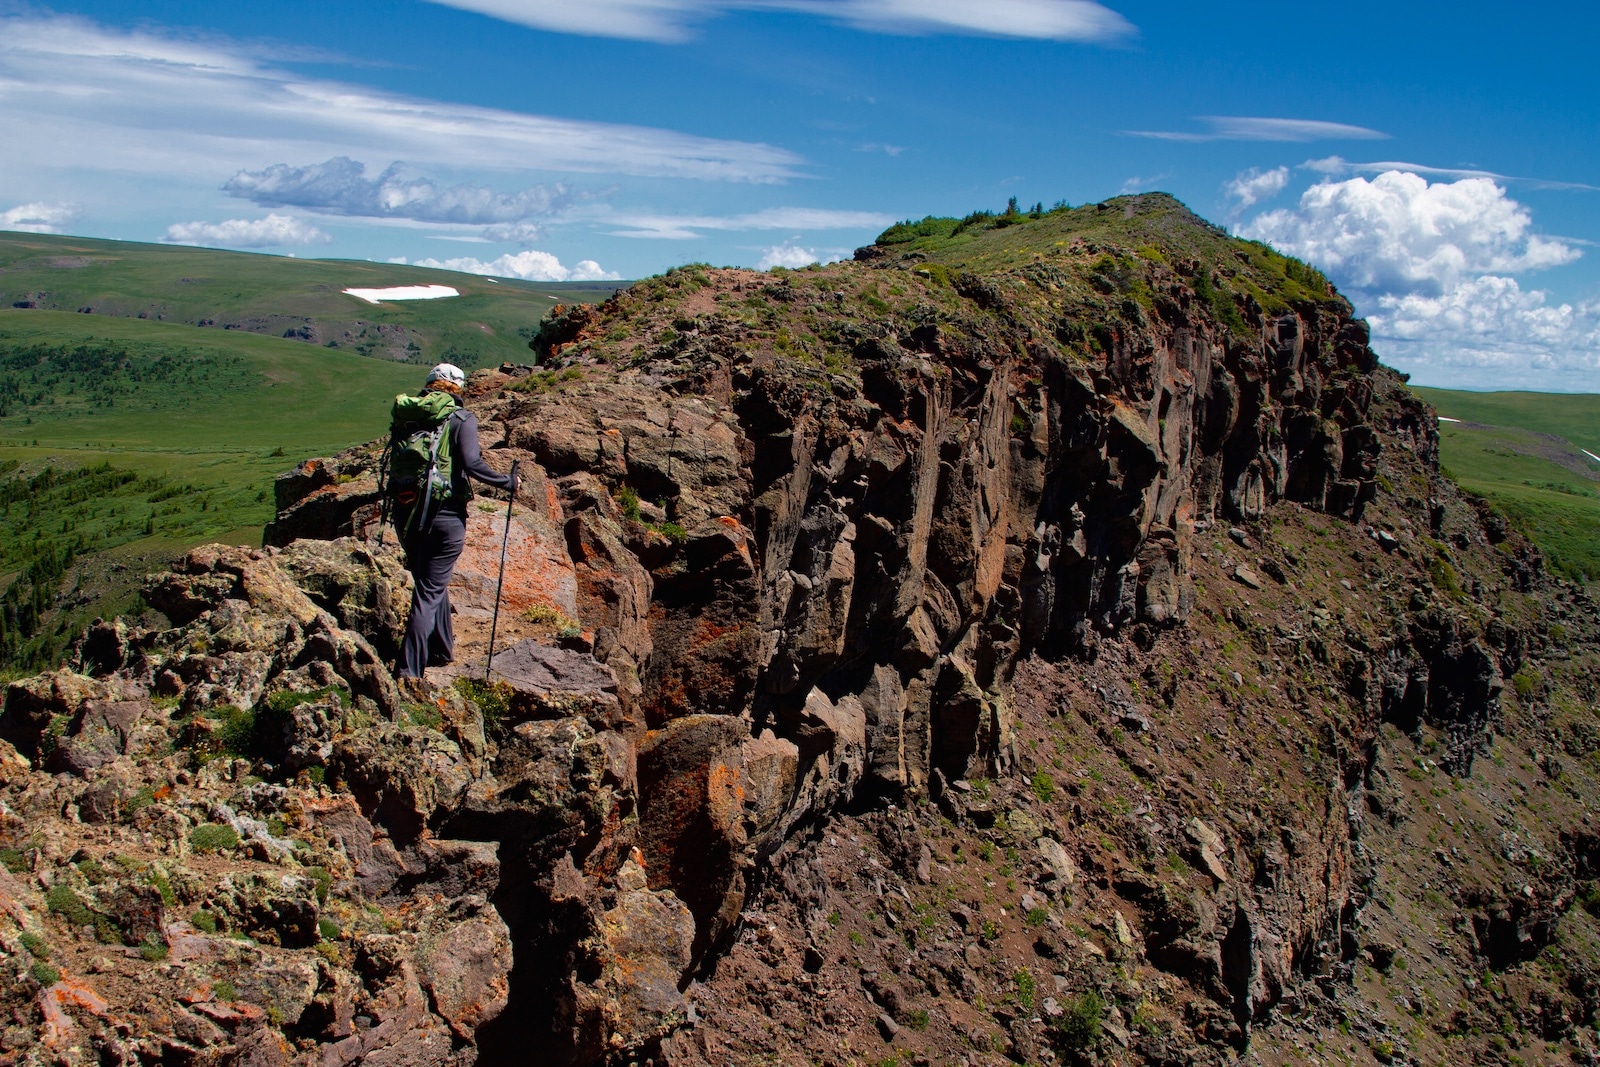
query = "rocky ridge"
xmin=1 ymin=194 xmax=1597 ymax=1067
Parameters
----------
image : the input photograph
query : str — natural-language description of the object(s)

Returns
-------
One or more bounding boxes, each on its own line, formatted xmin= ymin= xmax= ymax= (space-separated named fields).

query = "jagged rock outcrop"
xmin=4 ymin=195 xmax=1596 ymax=1067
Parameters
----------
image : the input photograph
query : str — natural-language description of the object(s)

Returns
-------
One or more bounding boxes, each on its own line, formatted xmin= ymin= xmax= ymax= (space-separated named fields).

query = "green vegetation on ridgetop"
xmin=1415 ymin=387 xmax=1600 ymax=583
xmin=871 ymin=193 xmax=1340 ymax=330
xmin=0 ymin=231 xmax=626 ymax=370
xmin=0 ymin=311 xmax=418 ymax=671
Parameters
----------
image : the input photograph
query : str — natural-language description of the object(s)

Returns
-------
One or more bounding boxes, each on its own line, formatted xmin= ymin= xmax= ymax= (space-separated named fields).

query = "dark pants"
xmin=398 ymin=508 xmax=467 ymax=678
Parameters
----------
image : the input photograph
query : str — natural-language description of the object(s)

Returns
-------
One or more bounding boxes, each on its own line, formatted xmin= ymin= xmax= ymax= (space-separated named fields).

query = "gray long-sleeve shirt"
xmin=444 ymin=406 xmax=514 ymax=512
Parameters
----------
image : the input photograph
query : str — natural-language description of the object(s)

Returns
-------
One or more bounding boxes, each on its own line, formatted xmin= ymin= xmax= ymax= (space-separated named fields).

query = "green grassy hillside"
xmin=0 ymin=311 xmax=421 ymax=671
xmin=0 ymin=232 xmax=626 ymax=369
xmin=1414 ymin=387 xmax=1600 ymax=582
xmin=868 ymin=193 xmax=1341 ymax=334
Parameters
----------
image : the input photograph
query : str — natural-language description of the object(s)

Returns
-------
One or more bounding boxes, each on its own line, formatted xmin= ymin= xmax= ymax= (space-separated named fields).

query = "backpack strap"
xmin=410 ymin=416 xmax=452 ymax=535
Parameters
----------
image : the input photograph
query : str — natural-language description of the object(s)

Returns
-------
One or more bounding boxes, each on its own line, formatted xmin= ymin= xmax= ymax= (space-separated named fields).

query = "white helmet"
xmin=425 ymin=362 xmax=465 ymax=388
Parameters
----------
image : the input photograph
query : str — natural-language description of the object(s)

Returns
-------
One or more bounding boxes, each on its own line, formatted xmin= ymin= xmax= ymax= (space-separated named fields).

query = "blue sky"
xmin=1 ymin=0 xmax=1596 ymax=389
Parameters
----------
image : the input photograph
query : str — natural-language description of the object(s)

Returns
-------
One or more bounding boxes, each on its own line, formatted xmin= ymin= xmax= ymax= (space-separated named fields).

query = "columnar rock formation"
xmin=2 ymin=196 xmax=1593 ymax=1067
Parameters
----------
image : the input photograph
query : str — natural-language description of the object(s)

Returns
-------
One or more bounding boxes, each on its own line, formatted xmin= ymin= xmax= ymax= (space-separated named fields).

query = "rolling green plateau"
xmin=0 ymin=231 xmax=626 ymax=369
xmin=1414 ymin=387 xmax=1600 ymax=582
xmin=0 ymin=311 xmax=422 ymax=671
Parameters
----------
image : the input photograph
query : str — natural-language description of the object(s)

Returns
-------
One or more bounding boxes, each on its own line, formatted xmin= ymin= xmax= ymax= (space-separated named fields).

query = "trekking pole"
xmin=484 ymin=460 xmax=519 ymax=682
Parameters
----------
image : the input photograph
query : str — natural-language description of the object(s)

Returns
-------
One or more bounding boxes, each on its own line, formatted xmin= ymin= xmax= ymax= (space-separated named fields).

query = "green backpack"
xmin=380 ymin=390 xmax=463 ymax=533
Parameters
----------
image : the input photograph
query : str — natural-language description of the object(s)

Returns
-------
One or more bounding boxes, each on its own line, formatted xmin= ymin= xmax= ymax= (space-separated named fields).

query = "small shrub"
xmin=318 ymin=918 xmax=342 ymax=942
xmin=30 ymin=961 xmax=60 ymax=986
xmin=0 ymin=847 xmax=28 ymax=874
xmin=1578 ymin=881 xmax=1600 ymax=919
xmin=454 ymin=678 xmax=512 ymax=732
xmin=191 ymin=910 xmax=218 ymax=933
xmin=149 ymin=871 xmax=177 ymax=907
xmin=20 ymin=931 xmax=48 ymax=959
xmin=1015 ymin=968 xmax=1037 ymax=1011
xmin=214 ymin=978 xmax=237 ymax=1001
xmin=522 ymin=604 xmax=577 ymax=629
xmin=189 ymin=823 xmax=240 ymax=853
xmin=45 ymin=885 xmax=94 ymax=928
xmin=306 ymin=866 xmax=332 ymax=903
xmin=139 ymin=935 xmax=169 ymax=961
xmin=1031 ymin=771 xmax=1056 ymax=804
xmin=405 ymin=702 xmax=443 ymax=731
xmin=1025 ymin=906 xmax=1050 ymax=928
xmin=263 ymin=686 xmax=350 ymax=715
xmin=904 ymin=1008 xmax=930 ymax=1031
xmin=94 ymin=915 xmax=124 ymax=944
xmin=616 ymin=485 xmax=642 ymax=522
xmin=1055 ymin=990 xmax=1105 ymax=1051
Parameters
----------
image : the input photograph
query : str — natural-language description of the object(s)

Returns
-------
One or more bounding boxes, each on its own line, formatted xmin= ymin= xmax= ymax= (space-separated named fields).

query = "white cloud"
xmin=1118 ymin=173 xmax=1170 ymax=195
xmin=1369 ymin=277 xmax=1600 ymax=387
xmin=1225 ymin=165 xmax=1288 ymax=209
xmin=224 ymin=158 xmax=575 ymax=224
xmin=1127 ymin=117 xmax=1387 ymax=143
xmin=0 ymin=14 xmax=802 ymax=184
xmin=608 ymin=206 xmax=893 ymax=239
xmin=1240 ymin=171 xmax=1597 ymax=387
xmin=411 ymin=250 xmax=621 ymax=281
xmin=1303 ymin=156 xmax=1600 ymax=192
xmin=1241 ymin=171 xmax=1578 ymax=296
xmin=483 ymin=221 xmax=549 ymax=245
xmin=0 ymin=202 xmax=78 ymax=234
xmin=425 ymin=0 xmax=1134 ymax=42
xmin=757 ymin=242 xmax=847 ymax=269
xmin=163 ymin=213 xmax=333 ymax=247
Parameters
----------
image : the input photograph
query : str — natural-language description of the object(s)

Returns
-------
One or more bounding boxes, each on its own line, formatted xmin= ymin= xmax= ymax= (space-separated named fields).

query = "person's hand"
xmin=508 ymin=471 xmax=519 ymax=497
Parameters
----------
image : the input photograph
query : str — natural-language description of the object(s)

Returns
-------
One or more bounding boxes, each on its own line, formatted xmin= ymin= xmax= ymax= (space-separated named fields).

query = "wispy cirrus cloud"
xmin=425 ymin=0 xmax=1134 ymax=43
xmin=0 ymin=202 xmax=78 ymax=234
xmin=164 ymin=214 xmax=332 ymax=248
xmin=1304 ymin=156 xmax=1600 ymax=192
xmin=1126 ymin=117 xmax=1387 ymax=143
xmin=606 ymin=206 xmax=893 ymax=239
xmin=0 ymin=14 xmax=803 ymax=183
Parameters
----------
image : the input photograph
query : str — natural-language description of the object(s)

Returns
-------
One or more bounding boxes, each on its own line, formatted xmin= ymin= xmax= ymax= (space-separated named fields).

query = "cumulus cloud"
xmin=163 ymin=213 xmax=333 ymax=247
xmin=425 ymin=0 xmax=1134 ymax=43
xmin=0 ymin=202 xmax=77 ymax=234
xmin=1241 ymin=171 xmax=1578 ymax=296
xmin=0 ymin=14 xmax=802 ymax=183
xmin=608 ymin=206 xmax=892 ymax=239
xmin=756 ymin=242 xmax=847 ymax=269
xmin=1127 ymin=117 xmax=1387 ymax=143
xmin=1225 ymin=166 xmax=1289 ymax=209
xmin=224 ymin=158 xmax=575 ymax=226
xmin=410 ymin=250 xmax=621 ymax=281
xmin=1240 ymin=171 xmax=1597 ymax=387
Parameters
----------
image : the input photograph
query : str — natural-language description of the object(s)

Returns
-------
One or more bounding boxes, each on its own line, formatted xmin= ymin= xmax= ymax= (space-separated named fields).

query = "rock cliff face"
xmin=2 ymin=195 xmax=1598 ymax=1067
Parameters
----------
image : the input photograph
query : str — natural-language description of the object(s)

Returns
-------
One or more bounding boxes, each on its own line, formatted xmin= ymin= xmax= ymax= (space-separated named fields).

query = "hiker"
xmin=388 ymin=363 xmax=516 ymax=683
